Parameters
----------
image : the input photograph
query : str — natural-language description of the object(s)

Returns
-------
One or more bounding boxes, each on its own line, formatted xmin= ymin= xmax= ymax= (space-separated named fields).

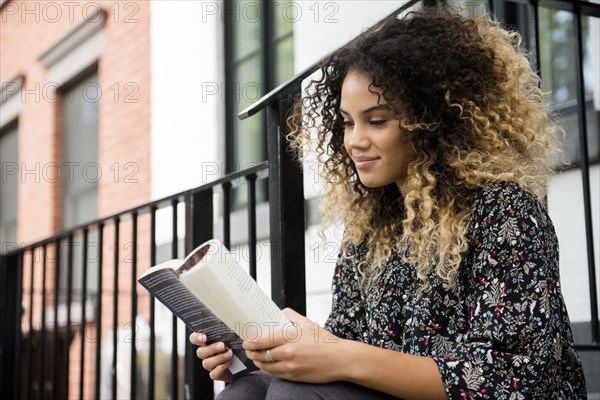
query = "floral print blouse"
xmin=325 ymin=182 xmax=587 ymax=399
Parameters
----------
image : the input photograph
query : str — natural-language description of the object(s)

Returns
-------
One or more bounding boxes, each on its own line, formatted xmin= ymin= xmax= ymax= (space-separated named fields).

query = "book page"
xmin=138 ymin=266 xmax=256 ymax=377
xmin=139 ymin=268 xmax=225 ymax=334
xmin=138 ymin=259 xmax=181 ymax=279
xmin=221 ymin=253 xmax=288 ymax=326
xmin=180 ymin=240 xmax=289 ymax=340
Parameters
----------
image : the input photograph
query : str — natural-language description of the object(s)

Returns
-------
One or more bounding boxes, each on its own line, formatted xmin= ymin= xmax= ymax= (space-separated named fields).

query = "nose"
xmin=345 ymin=123 xmax=369 ymax=149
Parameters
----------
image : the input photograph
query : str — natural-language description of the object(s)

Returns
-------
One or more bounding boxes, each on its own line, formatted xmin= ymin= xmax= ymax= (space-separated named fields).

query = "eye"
xmin=370 ymin=119 xmax=388 ymax=126
xmin=342 ymin=120 xmax=354 ymax=128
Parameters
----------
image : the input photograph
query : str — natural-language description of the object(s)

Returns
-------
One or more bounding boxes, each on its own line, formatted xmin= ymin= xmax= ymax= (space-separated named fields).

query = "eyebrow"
xmin=339 ymin=104 xmax=391 ymax=115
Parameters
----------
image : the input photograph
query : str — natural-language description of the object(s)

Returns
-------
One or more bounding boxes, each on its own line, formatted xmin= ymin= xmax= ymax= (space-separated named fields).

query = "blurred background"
xmin=1 ymin=0 xmax=598 ymax=398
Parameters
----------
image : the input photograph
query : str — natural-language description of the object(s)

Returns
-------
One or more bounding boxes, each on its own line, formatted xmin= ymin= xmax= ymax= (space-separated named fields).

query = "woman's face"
xmin=341 ymin=70 xmax=410 ymax=192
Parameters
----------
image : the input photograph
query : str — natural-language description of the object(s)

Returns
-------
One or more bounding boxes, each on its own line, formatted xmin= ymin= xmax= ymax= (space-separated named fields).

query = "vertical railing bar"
xmin=223 ymin=182 xmax=232 ymax=249
xmin=171 ymin=198 xmax=178 ymax=258
xmin=183 ymin=192 xmax=193 ymax=399
xmin=79 ymin=228 xmax=89 ymax=400
xmin=487 ymin=0 xmax=495 ymax=16
xmin=572 ymin=3 xmax=599 ymax=343
xmin=247 ymin=174 xmax=258 ymax=279
xmin=112 ymin=217 xmax=120 ymax=400
xmin=13 ymin=252 xmax=24 ymax=400
xmin=0 ymin=253 xmax=5 ymax=394
xmin=51 ymin=238 xmax=60 ymax=400
xmin=64 ymin=233 xmax=74 ymax=399
xmin=149 ymin=206 xmax=157 ymax=400
xmin=25 ymin=249 xmax=35 ymax=400
xmin=531 ymin=0 xmax=542 ymax=82
xmin=267 ymin=101 xmax=284 ymax=307
xmin=184 ymin=189 xmax=215 ymax=399
xmin=171 ymin=198 xmax=179 ymax=400
xmin=130 ymin=211 xmax=138 ymax=400
xmin=39 ymin=245 xmax=47 ymax=400
xmin=94 ymin=223 xmax=104 ymax=400
xmin=266 ymin=95 xmax=306 ymax=312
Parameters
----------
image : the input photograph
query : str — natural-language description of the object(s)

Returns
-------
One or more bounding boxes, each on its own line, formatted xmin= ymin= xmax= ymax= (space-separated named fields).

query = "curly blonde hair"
xmin=287 ymin=6 xmax=562 ymax=291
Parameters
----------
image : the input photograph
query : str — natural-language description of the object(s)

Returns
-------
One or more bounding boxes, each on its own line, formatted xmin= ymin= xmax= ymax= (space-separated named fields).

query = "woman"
xmin=190 ymin=6 xmax=587 ymax=399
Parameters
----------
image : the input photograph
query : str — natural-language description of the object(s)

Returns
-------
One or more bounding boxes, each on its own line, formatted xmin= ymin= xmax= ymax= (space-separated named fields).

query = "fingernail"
xmin=216 ymin=342 xmax=225 ymax=351
xmin=224 ymin=349 xmax=232 ymax=359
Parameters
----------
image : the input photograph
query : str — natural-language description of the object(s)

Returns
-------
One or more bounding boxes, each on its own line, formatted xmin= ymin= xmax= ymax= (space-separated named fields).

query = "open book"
xmin=138 ymin=239 xmax=289 ymax=378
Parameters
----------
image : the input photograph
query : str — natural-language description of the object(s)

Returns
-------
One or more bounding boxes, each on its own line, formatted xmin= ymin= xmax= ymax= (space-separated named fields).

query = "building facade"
xmin=1 ymin=0 xmax=598 ymax=398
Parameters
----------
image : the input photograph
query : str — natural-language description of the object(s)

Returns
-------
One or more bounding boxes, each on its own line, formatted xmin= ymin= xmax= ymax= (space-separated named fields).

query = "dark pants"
xmin=216 ymin=373 xmax=400 ymax=400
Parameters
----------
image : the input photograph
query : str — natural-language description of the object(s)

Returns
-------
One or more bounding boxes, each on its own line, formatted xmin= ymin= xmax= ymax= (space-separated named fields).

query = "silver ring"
xmin=265 ymin=349 xmax=275 ymax=362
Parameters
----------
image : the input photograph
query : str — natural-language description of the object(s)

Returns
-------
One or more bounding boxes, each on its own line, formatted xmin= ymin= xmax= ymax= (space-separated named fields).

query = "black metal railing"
xmin=246 ymin=0 xmax=600 ymax=344
xmin=0 ymin=156 xmax=304 ymax=399
xmin=1 ymin=0 xmax=598 ymax=399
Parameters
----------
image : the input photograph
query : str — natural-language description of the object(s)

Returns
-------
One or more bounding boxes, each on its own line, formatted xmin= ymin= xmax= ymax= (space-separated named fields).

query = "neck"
xmin=396 ymin=180 xmax=407 ymax=197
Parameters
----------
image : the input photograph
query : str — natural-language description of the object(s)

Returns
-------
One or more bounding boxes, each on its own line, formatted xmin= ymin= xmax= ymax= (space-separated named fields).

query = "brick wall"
xmin=1 ymin=1 xmax=152 ymax=398
xmin=1 ymin=0 xmax=151 ymax=241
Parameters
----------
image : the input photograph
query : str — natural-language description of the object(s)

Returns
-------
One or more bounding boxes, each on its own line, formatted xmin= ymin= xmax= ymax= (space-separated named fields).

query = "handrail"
xmin=2 ymin=161 xmax=269 ymax=256
xmin=2 ymin=2 xmax=599 ymax=399
xmin=238 ymin=0 xmax=423 ymax=120
xmin=238 ymin=63 xmax=317 ymax=119
xmin=238 ymin=0 xmax=600 ymax=121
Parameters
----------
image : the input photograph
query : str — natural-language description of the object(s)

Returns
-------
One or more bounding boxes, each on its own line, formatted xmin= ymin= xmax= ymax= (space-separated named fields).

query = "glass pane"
xmin=274 ymin=0 xmax=294 ymax=37
xmin=538 ymin=10 xmax=599 ymax=166
xmin=62 ymin=72 xmax=99 ymax=228
xmin=513 ymin=3 xmax=535 ymax=60
xmin=234 ymin=56 xmax=263 ymax=168
xmin=0 ymin=124 xmax=18 ymax=245
xmin=275 ymin=35 xmax=294 ymax=84
xmin=62 ymin=189 xmax=98 ymax=230
xmin=234 ymin=0 xmax=261 ymax=60
xmin=233 ymin=55 xmax=264 ymax=205
xmin=227 ymin=0 xmax=294 ymax=207
xmin=446 ymin=0 xmax=487 ymax=17
xmin=539 ymin=9 xmax=577 ymax=106
xmin=538 ymin=8 xmax=579 ymax=166
xmin=582 ymin=15 xmax=599 ymax=162
xmin=60 ymin=229 xmax=100 ymax=303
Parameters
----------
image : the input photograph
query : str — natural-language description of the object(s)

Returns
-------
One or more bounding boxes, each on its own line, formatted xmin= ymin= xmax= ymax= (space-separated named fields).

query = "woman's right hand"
xmin=189 ymin=332 xmax=233 ymax=382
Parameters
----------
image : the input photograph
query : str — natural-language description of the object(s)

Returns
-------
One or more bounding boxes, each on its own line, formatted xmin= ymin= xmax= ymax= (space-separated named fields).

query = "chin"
xmin=358 ymin=179 xmax=389 ymax=189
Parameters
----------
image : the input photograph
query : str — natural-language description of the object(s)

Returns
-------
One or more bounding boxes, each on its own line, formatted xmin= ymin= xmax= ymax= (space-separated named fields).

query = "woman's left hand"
xmin=243 ymin=308 xmax=349 ymax=383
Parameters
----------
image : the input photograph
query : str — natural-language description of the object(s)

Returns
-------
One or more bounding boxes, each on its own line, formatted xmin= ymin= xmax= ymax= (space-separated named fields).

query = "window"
xmin=0 ymin=122 xmax=18 ymax=247
xmin=225 ymin=0 xmax=294 ymax=205
xmin=61 ymin=70 xmax=99 ymax=229
xmin=60 ymin=70 xmax=100 ymax=302
xmin=495 ymin=3 xmax=600 ymax=167
xmin=36 ymin=7 xmax=105 ymax=303
xmin=536 ymin=10 xmax=599 ymax=166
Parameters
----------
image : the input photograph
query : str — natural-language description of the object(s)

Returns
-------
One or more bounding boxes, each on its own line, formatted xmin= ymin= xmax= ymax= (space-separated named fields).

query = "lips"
xmin=353 ymin=156 xmax=380 ymax=170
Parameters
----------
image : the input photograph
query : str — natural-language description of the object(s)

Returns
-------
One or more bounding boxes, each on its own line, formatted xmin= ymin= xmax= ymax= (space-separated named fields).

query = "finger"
xmin=282 ymin=307 xmax=303 ymax=321
xmin=202 ymin=349 xmax=233 ymax=371
xmin=189 ymin=332 xmax=207 ymax=346
xmin=243 ymin=339 xmax=269 ymax=351
xmin=209 ymin=361 xmax=233 ymax=382
xmin=253 ymin=361 xmax=282 ymax=376
xmin=196 ymin=342 xmax=227 ymax=360
xmin=245 ymin=348 xmax=280 ymax=363
xmin=245 ymin=349 xmax=262 ymax=361
xmin=244 ymin=349 xmax=257 ymax=361
xmin=243 ymin=335 xmax=286 ymax=350
xmin=283 ymin=308 xmax=315 ymax=332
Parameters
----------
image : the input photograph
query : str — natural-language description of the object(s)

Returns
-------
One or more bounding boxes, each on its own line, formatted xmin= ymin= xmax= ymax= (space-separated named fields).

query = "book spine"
xmin=138 ymin=268 xmax=257 ymax=377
